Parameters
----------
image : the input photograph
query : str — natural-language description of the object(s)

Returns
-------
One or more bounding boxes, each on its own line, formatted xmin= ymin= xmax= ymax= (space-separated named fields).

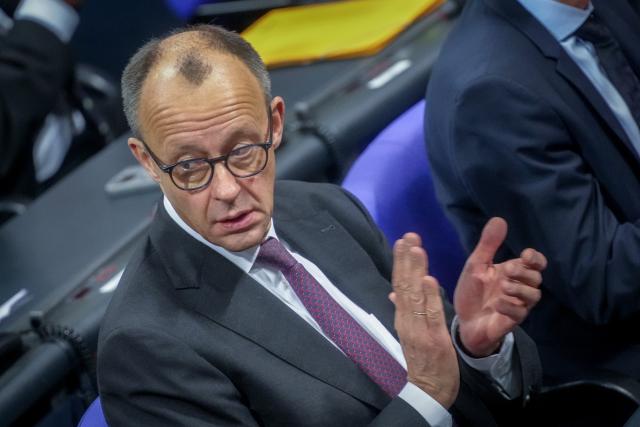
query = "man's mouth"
xmin=218 ymin=210 xmax=255 ymax=231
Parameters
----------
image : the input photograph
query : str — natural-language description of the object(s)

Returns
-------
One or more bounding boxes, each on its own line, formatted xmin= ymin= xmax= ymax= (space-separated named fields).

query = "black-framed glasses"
xmin=142 ymin=106 xmax=273 ymax=191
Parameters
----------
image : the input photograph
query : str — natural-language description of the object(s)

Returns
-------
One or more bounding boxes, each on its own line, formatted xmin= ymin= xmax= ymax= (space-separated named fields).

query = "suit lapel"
xmin=150 ymin=205 xmax=390 ymax=410
xmin=485 ymin=0 xmax=640 ymax=163
xmin=594 ymin=0 xmax=640 ymax=77
xmin=554 ymin=58 xmax=639 ymax=159
xmin=274 ymin=210 xmax=397 ymax=340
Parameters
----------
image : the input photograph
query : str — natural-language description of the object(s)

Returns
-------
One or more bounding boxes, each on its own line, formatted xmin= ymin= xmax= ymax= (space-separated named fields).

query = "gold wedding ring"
xmin=412 ymin=309 xmax=439 ymax=318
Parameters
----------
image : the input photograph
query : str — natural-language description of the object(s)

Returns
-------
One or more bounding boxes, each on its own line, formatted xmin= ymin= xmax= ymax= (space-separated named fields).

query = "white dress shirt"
xmin=517 ymin=0 xmax=640 ymax=157
xmin=164 ymin=197 xmax=518 ymax=426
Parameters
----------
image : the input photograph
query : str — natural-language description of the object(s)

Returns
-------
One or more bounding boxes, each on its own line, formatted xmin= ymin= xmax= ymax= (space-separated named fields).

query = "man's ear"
xmin=128 ymin=137 xmax=161 ymax=182
xmin=270 ymin=96 xmax=285 ymax=150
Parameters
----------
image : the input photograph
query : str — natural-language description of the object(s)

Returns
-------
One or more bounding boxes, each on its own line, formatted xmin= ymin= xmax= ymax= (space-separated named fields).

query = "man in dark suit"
xmin=98 ymin=24 xmax=547 ymax=426
xmin=0 ymin=0 xmax=80 ymax=199
xmin=426 ymin=0 xmax=640 ymax=383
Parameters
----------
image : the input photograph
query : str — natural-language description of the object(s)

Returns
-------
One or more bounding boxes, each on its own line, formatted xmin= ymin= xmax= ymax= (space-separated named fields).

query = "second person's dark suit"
xmin=0 ymin=15 xmax=73 ymax=196
xmin=426 ymin=0 xmax=640 ymax=382
xmin=98 ymin=180 xmax=540 ymax=426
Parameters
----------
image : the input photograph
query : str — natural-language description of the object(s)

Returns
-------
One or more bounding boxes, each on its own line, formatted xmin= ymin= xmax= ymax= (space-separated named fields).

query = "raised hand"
xmin=454 ymin=218 xmax=547 ymax=357
xmin=389 ymin=233 xmax=459 ymax=409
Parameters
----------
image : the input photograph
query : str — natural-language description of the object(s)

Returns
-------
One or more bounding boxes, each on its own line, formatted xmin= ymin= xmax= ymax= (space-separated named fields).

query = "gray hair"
xmin=121 ymin=24 xmax=272 ymax=138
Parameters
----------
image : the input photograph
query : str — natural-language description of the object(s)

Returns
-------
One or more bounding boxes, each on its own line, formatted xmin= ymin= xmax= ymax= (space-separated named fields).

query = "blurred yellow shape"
xmin=242 ymin=0 xmax=444 ymax=68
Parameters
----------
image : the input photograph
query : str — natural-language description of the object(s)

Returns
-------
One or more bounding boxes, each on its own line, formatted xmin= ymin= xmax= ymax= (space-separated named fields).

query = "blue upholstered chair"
xmin=77 ymin=397 xmax=107 ymax=427
xmin=342 ymin=100 xmax=466 ymax=296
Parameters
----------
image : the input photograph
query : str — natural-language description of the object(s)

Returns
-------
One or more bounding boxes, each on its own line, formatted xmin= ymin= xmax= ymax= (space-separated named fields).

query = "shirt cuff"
xmin=398 ymin=382 xmax=452 ymax=427
xmin=451 ymin=316 xmax=520 ymax=398
xmin=14 ymin=0 xmax=78 ymax=43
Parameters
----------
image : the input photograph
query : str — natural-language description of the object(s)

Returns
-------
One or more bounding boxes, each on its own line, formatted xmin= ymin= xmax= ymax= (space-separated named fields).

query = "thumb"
xmin=468 ymin=217 xmax=508 ymax=266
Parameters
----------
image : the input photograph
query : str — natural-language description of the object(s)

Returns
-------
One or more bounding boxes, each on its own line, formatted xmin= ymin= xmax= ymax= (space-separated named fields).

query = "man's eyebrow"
xmin=226 ymin=124 xmax=264 ymax=141
xmin=164 ymin=142 xmax=211 ymax=162
xmin=163 ymin=125 xmax=265 ymax=161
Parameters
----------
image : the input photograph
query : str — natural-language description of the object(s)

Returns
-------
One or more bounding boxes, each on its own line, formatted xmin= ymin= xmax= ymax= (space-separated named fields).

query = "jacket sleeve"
xmin=98 ymin=326 xmax=262 ymax=427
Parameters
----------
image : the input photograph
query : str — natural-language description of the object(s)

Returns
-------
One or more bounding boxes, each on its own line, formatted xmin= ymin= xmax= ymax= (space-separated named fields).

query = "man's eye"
xmin=230 ymin=145 xmax=253 ymax=157
xmin=178 ymin=161 xmax=194 ymax=170
xmin=177 ymin=159 xmax=206 ymax=172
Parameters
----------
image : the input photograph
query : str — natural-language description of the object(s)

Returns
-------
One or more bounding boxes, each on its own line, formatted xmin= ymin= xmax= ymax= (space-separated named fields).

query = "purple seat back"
xmin=342 ymin=100 xmax=465 ymax=296
xmin=164 ymin=0 xmax=208 ymax=19
xmin=77 ymin=397 xmax=108 ymax=427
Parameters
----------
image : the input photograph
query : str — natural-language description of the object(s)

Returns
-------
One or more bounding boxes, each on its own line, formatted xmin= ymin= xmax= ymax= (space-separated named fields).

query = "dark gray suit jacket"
xmin=97 ymin=180 xmax=540 ymax=426
xmin=426 ymin=0 xmax=640 ymax=382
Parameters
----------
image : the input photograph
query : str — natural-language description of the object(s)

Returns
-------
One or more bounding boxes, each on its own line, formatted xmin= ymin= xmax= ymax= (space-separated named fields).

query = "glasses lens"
xmin=227 ymin=145 xmax=268 ymax=177
xmin=172 ymin=159 xmax=212 ymax=190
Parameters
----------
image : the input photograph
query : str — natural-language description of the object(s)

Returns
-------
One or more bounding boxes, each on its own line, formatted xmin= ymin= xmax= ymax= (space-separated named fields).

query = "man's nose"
xmin=210 ymin=165 xmax=242 ymax=202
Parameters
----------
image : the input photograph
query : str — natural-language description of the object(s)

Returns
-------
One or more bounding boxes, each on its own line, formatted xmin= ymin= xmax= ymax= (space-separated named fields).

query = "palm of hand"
xmin=451 ymin=217 xmax=546 ymax=357
xmin=454 ymin=261 xmax=518 ymax=356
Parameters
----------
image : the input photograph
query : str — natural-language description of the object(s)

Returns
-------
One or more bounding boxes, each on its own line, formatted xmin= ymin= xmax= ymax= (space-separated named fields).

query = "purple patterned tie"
xmin=257 ymin=237 xmax=407 ymax=397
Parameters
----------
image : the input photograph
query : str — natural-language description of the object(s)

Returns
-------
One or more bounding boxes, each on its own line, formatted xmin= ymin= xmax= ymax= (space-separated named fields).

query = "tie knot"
xmin=575 ymin=13 xmax=612 ymax=47
xmin=257 ymin=237 xmax=297 ymax=270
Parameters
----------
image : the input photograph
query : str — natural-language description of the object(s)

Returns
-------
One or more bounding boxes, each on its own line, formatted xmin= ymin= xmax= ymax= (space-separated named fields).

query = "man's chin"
xmin=220 ymin=236 xmax=261 ymax=252
xmin=210 ymin=225 xmax=268 ymax=252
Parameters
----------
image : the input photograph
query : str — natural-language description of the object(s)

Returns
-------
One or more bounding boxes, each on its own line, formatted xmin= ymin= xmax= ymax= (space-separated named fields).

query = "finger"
xmin=422 ymin=275 xmax=447 ymax=330
xmin=521 ymin=248 xmax=548 ymax=272
xmin=467 ymin=217 xmax=508 ymax=266
xmin=395 ymin=237 xmax=427 ymax=291
xmin=501 ymin=279 xmax=542 ymax=307
xmin=502 ymin=260 xmax=542 ymax=288
xmin=409 ymin=246 xmax=427 ymax=278
xmin=403 ymin=232 xmax=422 ymax=248
xmin=495 ymin=297 xmax=528 ymax=323
xmin=406 ymin=247 xmax=428 ymax=313
xmin=392 ymin=239 xmax=409 ymax=291
xmin=404 ymin=232 xmax=429 ymax=275
xmin=393 ymin=239 xmax=425 ymax=314
xmin=395 ymin=245 xmax=430 ymax=316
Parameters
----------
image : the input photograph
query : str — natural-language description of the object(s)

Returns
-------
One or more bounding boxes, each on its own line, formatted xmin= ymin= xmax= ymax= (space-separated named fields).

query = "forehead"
xmin=138 ymin=51 xmax=266 ymax=145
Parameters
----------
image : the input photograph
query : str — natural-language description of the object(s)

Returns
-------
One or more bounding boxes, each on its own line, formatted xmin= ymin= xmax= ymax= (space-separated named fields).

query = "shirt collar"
xmin=516 ymin=0 xmax=593 ymax=41
xmin=163 ymin=196 xmax=277 ymax=274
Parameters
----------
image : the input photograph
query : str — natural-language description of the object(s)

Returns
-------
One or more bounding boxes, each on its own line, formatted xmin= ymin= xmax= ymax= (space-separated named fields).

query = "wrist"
xmin=407 ymin=377 xmax=458 ymax=409
xmin=456 ymin=324 xmax=501 ymax=358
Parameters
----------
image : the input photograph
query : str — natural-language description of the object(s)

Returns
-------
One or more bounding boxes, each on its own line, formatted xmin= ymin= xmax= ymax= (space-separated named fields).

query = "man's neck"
xmin=554 ymin=0 xmax=590 ymax=10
